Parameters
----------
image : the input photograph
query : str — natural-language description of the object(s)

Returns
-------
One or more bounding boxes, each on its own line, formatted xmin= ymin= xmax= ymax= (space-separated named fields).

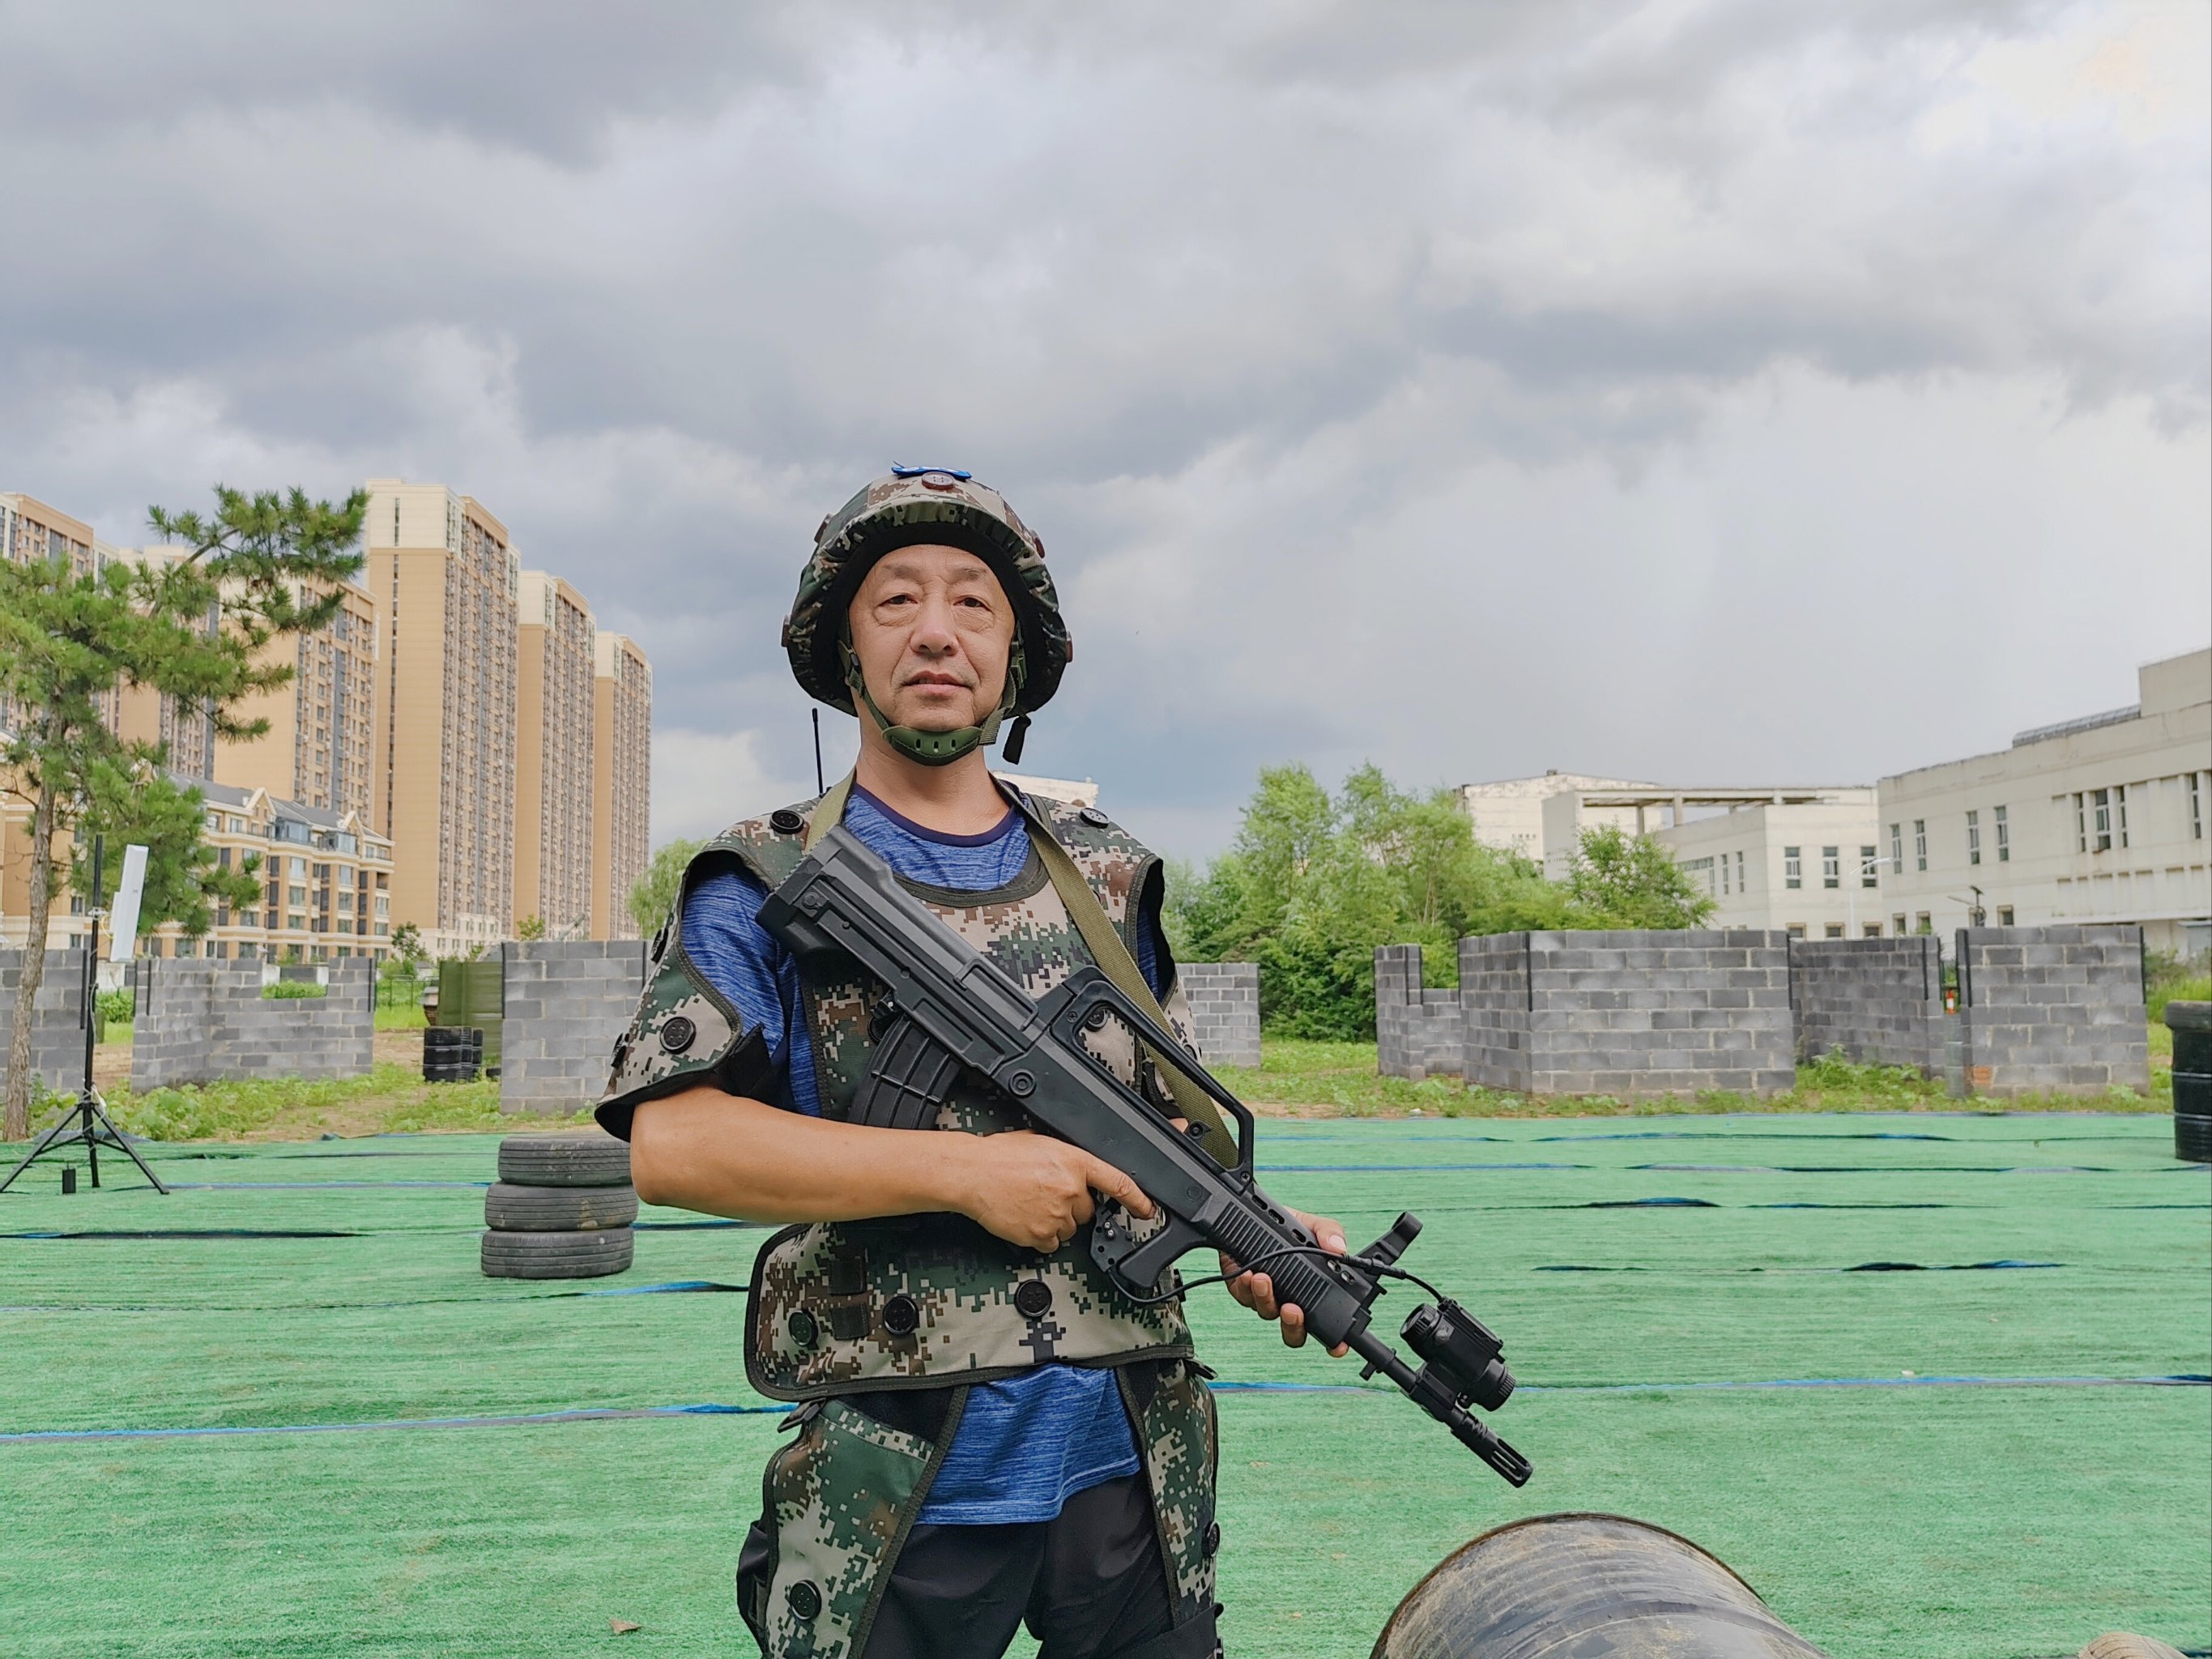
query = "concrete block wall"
xmin=132 ymin=958 xmax=373 ymax=1090
xmin=1526 ymin=930 xmax=1794 ymax=1098
xmin=1434 ymin=932 xmax=1795 ymax=1098
xmin=1375 ymin=945 xmax=1466 ymax=1080
xmin=1958 ymin=924 xmax=2148 ymax=1096
xmin=500 ymin=940 xmax=647 ymax=1115
xmin=1179 ymin=962 xmax=1260 ymax=1068
xmin=1789 ymin=936 xmax=1946 ymax=1073
xmin=0 ymin=948 xmax=89 ymax=1096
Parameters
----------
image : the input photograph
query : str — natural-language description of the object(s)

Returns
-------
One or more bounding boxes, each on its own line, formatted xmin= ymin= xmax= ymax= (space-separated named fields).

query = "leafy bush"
xmin=95 ymin=987 xmax=137 ymax=1026
xmin=262 ymin=980 xmax=326 ymax=1000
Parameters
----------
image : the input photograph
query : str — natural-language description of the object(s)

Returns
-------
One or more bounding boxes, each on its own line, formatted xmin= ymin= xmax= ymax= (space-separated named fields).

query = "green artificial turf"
xmin=2 ymin=1115 xmax=2206 ymax=1657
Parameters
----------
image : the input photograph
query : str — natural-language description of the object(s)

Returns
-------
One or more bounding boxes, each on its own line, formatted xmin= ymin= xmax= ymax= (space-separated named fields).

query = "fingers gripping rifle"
xmin=757 ymin=826 xmax=1532 ymax=1486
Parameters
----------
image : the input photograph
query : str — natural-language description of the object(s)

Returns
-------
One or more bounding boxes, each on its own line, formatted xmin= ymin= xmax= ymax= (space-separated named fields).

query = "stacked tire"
xmin=2167 ymin=1000 xmax=2210 ymax=1164
xmin=480 ymin=1130 xmax=637 ymax=1279
xmin=424 ymin=1026 xmax=484 ymax=1083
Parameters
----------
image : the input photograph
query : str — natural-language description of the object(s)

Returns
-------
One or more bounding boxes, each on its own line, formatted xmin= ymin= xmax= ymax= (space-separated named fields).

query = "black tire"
xmin=2175 ymin=1111 xmax=2211 ymax=1165
xmin=484 ymin=1181 xmax=639 ymax=1232
xmin=479 ymin=1226 xmax=634 ymax=1280
xmin=424 ymin=1062 xmax=479 ymax=1084
xmin=424 ymin=1026 xmax=477 ymax=1052
xmin=497 ymin=1131 xmax=632 ymax=1188
xmin=2173 ymin=1072 xmax=2210 ymax=1117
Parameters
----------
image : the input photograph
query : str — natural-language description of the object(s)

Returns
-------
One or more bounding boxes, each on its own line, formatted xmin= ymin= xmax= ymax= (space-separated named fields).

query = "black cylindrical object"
xmin=1372 ymin=1513 xmax=1830 ymax=1659
xmin=2167 ymin=1001 xmax=2210 ymax=1165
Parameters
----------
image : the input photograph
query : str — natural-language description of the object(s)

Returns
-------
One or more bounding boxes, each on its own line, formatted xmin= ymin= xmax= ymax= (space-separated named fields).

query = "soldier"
xmin=596 ymin=467 xmax=1346 ymax=1659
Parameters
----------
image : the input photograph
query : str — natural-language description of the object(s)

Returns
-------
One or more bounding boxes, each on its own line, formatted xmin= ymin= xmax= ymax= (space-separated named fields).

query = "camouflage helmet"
xmin=781 ymin=468 xmax=1073 ymax=742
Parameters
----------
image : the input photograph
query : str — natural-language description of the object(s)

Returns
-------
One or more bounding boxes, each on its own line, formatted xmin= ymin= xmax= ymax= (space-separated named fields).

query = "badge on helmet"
xmin=781 ymin=469 xmax=1072 ymax=766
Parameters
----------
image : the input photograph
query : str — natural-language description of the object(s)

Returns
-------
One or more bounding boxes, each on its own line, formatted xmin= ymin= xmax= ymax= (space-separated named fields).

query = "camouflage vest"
xmin=601 ymin=784 xmax=1221 ymax=1655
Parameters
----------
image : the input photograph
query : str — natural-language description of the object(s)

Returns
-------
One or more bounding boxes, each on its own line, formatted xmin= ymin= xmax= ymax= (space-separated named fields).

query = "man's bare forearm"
xmin=629 ymin=1086 xmax=989 ymax=1222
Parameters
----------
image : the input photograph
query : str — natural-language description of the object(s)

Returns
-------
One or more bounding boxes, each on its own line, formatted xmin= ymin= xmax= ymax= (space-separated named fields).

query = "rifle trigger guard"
xmin=1091 ymin=1206 xmax=1208 ymax=1300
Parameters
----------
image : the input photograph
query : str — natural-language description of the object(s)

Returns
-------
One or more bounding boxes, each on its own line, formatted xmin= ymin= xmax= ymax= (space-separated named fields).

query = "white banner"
xmin=107 ymin=843 xmax=149 ymax=962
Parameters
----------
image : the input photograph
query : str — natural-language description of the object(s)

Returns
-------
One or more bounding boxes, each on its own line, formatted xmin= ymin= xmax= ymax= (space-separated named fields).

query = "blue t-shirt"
xmin=683 ymin=786 xmax=1170 ymax=1525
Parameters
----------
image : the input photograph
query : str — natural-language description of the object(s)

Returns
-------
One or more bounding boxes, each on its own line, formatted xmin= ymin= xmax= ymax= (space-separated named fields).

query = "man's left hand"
xmin=1221 ymin=1208 xmax=1351 ymax=1355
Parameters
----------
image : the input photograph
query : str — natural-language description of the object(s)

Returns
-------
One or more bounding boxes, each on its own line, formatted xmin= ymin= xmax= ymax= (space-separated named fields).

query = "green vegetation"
xmin=629 ymin=835 xmax=703 ymax=936
xmin=1214 ymin=1038 xmax=2168 ymax=1118
xmin=30 ymin=1062 xmax=595 ymax=1143
xmin=0 ymin=484 xmax=367 ymax=1139
xmin=261 ymin=980 xmax=327 ymax=1000
xmin=1169 ymin=765 xmax=1715 ymax=1039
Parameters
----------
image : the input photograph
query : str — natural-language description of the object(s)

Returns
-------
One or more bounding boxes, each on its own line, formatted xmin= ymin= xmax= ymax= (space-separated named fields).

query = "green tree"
xmin=70 ymin=758 xmax=262 ymax=942
xmin=0 ymin=485 xmax=364 ymax=1137
xmin=389 ymin=922 xmax=424 ymax=969
xmin=1564 ymin=824 xmax=1717 ymax=929
xmin=628 ymin=837 xmax=704 ymax=936
xmin=516 ymin=914 xmax=548 ymax=942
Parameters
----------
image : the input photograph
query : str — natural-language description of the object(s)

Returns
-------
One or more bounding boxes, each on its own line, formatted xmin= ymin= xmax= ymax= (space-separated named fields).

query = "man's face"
xmin=846 ymin=545 xmax=1016 ymax=735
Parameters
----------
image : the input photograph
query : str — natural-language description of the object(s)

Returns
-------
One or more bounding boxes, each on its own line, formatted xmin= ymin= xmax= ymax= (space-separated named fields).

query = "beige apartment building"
xmin=515 ymin=571 xmax=597 ymax=938
xmin=590 ymin=632 xmax=652 ymax=940
xmin=134 ymin=778 xmax=394 ymax=962
xmin=1878 ymin=647 xmax=2211 ymax=957
xmin=363 ymin=480 xmax=521 ymax=959
xmin=218 ymin=580 xmax=380 ymax=823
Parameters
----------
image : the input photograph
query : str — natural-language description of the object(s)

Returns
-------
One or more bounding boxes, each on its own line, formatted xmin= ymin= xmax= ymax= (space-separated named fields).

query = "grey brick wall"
xmin=1958 ymin=924 xmax=2148 ymax=1096
xmin=1178 ymin=962 xmax=1260 ymax=1068
xmin=499 ymin=940 xmax=647 ymax=1115
xmin=0 ymin=948 xmax=89 ymax=1096
xmin=1451 ymin=931 xmax=1794 ymax=1098
xmin=1376 ymin=945 xmax=1466 ymax=1080
xmin=1789 ymin=936 xmax=1946 ymax=1073
xmin=131 ymin=959 xmax=374 ymax=1090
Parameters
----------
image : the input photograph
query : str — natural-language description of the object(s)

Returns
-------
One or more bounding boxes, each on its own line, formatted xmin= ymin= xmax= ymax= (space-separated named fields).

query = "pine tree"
xmin=0 ymin=486 xmax=364 ymax=1137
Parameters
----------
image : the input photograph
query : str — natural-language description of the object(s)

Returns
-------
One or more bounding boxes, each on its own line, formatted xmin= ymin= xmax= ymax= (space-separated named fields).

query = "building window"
xmin=1784 ymin=847 xmax=1802 ymax=889
xmin=1997 ymin=906 xmax=2015 ymax=926
xmin=2073 ymin=793 xmax=2086 ymax=852
xmin=1684 ymin=855 xmax=1715 ymax=895
xmin=1994 ymin=804 xmax=2010 ymax=862
xmin=1734 ymin=851 xmax=1745 ymax=892
xmin=1892 ymin=914 xmax=1907 ymax=935
xmin=1787 ymin=923 xmax=1807 ymax=940
xmin=2115 ymin=784 xmax=2129 ymax=849
xmin=1860 ymin=846 xmax=1877 ymax=888
xmin=1916 ymin=912 xmax=1932 ymax=934
xmin=1966 ymin=809 xmax=1980 ymax=865
xmin=1824 ymin=923 xmax=1844 ymax=939
xmin=1913 ymin=821 xmax=1927 ymax=871
xmin=1822 ymin=847 xmax=1839 ymax=889
xmin=1863 ymin=923 xmax=1882 ymax=938
xmin=1890 ymin=823 xmax=1903 ymax=872
xmin=2190 ymin=772 xmax=2205 ymax=839
xmin=2090 ymin=788 xmax=2112 ymax=852
xmin=1720 ymin=855 xmax=1730 ymax=896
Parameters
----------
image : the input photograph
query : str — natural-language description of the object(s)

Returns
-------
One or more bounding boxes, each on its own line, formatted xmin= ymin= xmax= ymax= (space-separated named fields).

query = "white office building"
xmin=1650 ymin=794 xmax=1884 ymax=940
xmin=1876 ymin=648 xmax=2210 ymax=957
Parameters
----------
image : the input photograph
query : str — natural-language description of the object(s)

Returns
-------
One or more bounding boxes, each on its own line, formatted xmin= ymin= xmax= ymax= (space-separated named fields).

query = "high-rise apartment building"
xmin=591 ymin=632 xmax=652 ymax=940
xmin=215 ymin=580 xmax=380 ymax=823
xmin=514 ymin=571 xmax=596 ymax=938
xmin=362 ymin=479 xmax=520 ymax=957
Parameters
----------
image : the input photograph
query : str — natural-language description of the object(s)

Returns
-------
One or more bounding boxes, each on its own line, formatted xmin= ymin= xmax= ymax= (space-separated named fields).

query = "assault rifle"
xmin=757 ymin=825 xmax=1532 ymax=1486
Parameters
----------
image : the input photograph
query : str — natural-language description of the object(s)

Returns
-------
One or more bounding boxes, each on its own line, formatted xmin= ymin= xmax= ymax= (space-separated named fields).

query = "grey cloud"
xmin=0 ymin=0 xmax=2201 ymax=857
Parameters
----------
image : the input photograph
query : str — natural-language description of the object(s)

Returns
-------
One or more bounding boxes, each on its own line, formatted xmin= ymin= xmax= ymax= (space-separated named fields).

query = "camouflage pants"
xmin=737 ymin=1360 xmax=1220 ymax=1659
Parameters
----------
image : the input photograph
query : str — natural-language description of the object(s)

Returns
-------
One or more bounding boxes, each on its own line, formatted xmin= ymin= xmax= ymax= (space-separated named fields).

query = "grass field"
xmin=2 ymin=1107 xmax=2206 ymax=1658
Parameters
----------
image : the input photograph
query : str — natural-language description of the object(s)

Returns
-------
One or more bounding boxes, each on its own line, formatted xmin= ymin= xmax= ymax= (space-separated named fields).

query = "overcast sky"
xmin=3 ymin=0 xmax=2205 ymax=859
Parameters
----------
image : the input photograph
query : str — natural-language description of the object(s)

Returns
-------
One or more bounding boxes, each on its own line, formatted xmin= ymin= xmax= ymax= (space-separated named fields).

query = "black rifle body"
xmin=757 ymin=825 xmax=1529 ymax=1485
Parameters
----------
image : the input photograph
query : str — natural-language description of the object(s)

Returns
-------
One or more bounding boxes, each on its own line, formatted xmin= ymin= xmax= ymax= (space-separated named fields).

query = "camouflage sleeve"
xmin=594 ymin=901 xmax=776 ymax=1141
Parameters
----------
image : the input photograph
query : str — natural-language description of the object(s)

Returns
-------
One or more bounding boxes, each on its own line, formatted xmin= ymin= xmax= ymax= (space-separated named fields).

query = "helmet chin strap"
xmin=842 ymin=642 xmax=1022 ymax=769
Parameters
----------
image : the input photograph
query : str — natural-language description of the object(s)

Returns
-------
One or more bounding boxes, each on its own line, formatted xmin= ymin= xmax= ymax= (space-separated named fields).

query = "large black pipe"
xmin=1372 ymin=1512 xmax=1830 ymax=1659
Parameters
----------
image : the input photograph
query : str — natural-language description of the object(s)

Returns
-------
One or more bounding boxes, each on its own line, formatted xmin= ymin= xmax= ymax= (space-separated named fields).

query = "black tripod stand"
xmin=0 ymin=837 xmax=168 ymax=1196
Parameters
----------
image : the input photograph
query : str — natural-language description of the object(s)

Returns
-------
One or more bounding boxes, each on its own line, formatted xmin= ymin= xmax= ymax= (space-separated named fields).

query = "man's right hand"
xmin=956 ymin=1129 xmax=1155 ymax=1253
